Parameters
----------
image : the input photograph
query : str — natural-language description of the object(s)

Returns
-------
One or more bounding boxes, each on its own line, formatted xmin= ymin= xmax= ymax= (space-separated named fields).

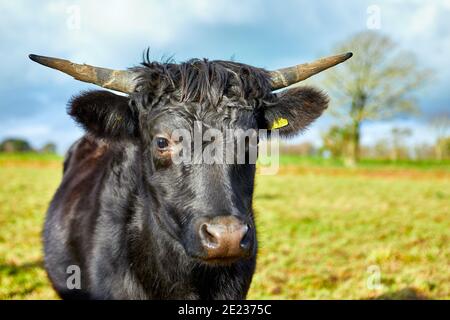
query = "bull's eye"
xmin=156 ymin=137 xmax=169 ymax=150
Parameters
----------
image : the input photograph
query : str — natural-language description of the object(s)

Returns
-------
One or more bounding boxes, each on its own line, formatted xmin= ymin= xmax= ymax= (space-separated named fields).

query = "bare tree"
xmin=322 ymin=31 xmax=430 ymax=164
xmin=429 ymin=113 xmax=450 ymax=160
xmin=321 ymin=125 xmax=353 ymax=161
xmin=390 ymin=127 xmax=412 ymax=161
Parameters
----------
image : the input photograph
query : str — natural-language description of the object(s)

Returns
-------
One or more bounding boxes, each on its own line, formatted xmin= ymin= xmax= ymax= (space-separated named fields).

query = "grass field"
xmin=0 ymin=153 xmax=449 ymax=299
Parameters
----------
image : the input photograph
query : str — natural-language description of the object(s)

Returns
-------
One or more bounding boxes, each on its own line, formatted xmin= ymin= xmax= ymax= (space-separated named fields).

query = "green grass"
xmin=248 ymin=171 xmax=449 ymax=299
xmin=0 ymin=152 xmax=62 ymax=162
xmin=0 ymin=154 xmax=449 ymax=299
xmin=0 ymin=166 xmax=60 ymax=299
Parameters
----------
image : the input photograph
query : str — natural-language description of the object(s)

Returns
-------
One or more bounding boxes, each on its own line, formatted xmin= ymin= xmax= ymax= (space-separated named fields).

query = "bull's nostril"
xmin=240 ymin=224 xmax=251 ymax=249
xmin=200 ymin=223 xmax=219 ymax=248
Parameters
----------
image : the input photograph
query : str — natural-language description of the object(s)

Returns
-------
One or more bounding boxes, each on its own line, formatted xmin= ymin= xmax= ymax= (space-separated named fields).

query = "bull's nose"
xmin=199 ymin=216 xmax=251 ymax=261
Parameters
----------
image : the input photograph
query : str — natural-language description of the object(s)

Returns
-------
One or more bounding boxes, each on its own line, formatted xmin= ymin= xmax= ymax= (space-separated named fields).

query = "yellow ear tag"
xmin=271 ymin=117 xmax=289 ymax=129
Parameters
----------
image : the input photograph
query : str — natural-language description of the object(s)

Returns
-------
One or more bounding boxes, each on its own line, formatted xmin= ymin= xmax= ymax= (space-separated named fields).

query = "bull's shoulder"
xmin=63 ymin=135 xmax=111 ymax=174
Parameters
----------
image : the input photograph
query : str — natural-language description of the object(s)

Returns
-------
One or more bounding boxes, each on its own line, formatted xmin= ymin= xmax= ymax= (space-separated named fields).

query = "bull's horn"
xmin=270 ymin=52 xmax=353 ymax=90
xmin=28 ymin=54 xmax=137 ymax=93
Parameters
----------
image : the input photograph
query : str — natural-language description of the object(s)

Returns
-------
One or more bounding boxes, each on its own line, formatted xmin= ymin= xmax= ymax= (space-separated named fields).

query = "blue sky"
xmin=1 ymin=0 xmax=449 ymax=152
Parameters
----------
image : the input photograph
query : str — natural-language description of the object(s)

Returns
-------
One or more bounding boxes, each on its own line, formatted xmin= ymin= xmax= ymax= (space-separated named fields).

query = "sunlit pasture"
xmin=0 ymin=154 xmax=448 ymax=299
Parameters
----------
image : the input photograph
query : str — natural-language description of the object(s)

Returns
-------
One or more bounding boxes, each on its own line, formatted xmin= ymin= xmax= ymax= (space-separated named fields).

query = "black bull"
xmin=31 ymin=54 xmax=349 ymax=299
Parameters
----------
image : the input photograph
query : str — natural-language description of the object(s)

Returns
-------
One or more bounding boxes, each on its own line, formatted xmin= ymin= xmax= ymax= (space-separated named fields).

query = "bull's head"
xmin=29 ymin=51 xmax=351 ymax=265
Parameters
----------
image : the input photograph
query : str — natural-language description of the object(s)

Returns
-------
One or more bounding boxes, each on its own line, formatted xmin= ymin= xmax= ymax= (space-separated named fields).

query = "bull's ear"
xmin=261 ymin=86 xmax=329 ymax=137
xmin=68 ymin=90 xmax=138 ymax=140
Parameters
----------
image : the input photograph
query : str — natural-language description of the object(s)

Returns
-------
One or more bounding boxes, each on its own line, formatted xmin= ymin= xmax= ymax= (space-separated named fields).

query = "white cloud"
xmin=361 ymin=120 xmax=437 ymax=146
xmin=408 ymin=3 xmax=438 ymax=35
xmin=1 ymin=0 xmax=263 ymax=85
xmin=0 ymin=115 xmax=84 ymax=153
xmin=1 ymin=0 xmax=449 ymax=152
xmin=0 ymin=124 xmax=50 ymax=137
xmin=379 ymin=1 xmax=450 ymax=64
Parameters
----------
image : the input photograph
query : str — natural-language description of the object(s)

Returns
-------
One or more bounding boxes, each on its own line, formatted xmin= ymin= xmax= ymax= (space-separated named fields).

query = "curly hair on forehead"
xmin=131 ymin=54 xmax=275 ymax=109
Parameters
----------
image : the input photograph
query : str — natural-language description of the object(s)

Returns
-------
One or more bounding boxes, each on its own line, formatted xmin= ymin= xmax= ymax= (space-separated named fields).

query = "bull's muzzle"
xmin=198 ymin=215 xmax=252 ymax=263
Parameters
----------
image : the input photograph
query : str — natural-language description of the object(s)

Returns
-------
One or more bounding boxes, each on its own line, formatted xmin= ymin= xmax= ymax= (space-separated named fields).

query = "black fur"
xmin=44 ymin=57 xmax=328 ymax=300
xmin=262 ymin=86 xmax=329 ymax=136
xmin=68 ymin=91 xmax=138 ymax=140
